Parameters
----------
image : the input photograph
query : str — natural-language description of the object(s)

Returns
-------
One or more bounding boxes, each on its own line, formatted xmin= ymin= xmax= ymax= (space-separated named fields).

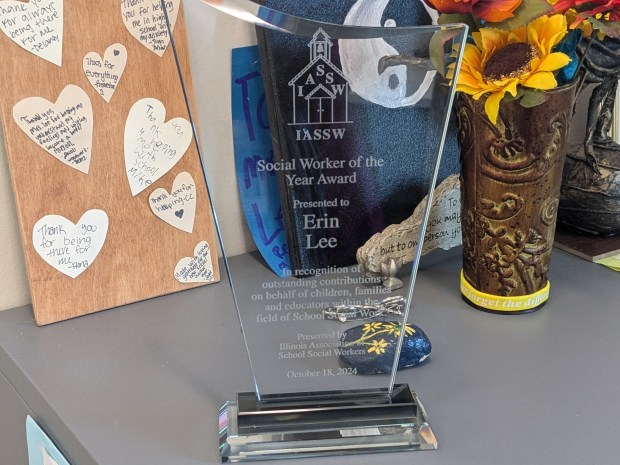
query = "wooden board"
xmin=554 ymin=227 xmax=620 ymax=262
xmin=0 ymin=0 xmax=219 ymax=325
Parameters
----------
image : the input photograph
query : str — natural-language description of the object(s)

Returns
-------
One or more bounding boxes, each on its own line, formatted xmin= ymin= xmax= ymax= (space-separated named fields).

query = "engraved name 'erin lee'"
xmin=304 ymin=213 xmax=339 ymax=249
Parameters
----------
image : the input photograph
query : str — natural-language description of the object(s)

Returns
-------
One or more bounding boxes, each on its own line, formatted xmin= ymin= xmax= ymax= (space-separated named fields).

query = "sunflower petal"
xmin=478 ymin=28 xmax=508 ymax=58
xmin=472 ymin=30 xmax=484 ymax=51
xmin=529 ymin=14 xmax=568 ymax=55
xmin=484 ymin=91 xmax=506 ymax=124
xmin=503 ymin=78 xmax=520 ymax=97
xmin=457 ymin=83 xmax=487 ymax=95
xmin=522 ymin=71 xmax=558 ymax=90
xmin=472 ymin=89 xmax=491 ymax=100
xmin=458 ymin=73 xmax=486 ymax=88
xmin=537 ymin=52 xmax=570 ymax=72
xmin=462 ymin=44 xmax=483 ymax=70
xmin=510 ymin=26 xmax=527 ymax=43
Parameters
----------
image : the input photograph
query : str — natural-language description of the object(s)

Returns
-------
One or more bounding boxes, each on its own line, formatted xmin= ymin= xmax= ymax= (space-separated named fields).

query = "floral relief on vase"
xmin=457 ymin=81 xmax=577 ymax=299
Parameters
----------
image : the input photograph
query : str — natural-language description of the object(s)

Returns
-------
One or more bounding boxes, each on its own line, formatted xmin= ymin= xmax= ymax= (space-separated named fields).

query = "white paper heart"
xmin=124 ymin=97 xmax=192 ymax=196
xmin=149 ymin=171 xmax=196 ymax=233
xmin=121 ymin=0 xmax=179 ymax=57
xmin=32 ymin=209 xmax=109 ymax=279
xmin=174 ymin=241 xmax=215 ymax=283
xmin=0 ymin=0 xmax=63 ymax=66
xmin=83 ymin=43 xmax=127 ymax=103
xmin=13 ymin=84 xmax=93 ymax=174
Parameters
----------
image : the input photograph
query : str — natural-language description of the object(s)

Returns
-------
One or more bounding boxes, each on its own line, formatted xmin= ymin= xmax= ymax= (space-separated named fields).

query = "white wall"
xmin=183 ymin=2 xmax=257 ymax=256
xmin=0 ymin=128 xmax=31 ymax=310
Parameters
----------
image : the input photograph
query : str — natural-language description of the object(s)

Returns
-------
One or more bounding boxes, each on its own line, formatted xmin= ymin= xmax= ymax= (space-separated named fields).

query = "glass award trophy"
xmin=162 ymin=0 xmax=467 ymax=461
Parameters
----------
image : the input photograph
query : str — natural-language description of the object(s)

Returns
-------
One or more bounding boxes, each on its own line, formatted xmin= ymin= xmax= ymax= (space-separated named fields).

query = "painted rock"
xmin=338 ymin=322 xmax=431 ymax=375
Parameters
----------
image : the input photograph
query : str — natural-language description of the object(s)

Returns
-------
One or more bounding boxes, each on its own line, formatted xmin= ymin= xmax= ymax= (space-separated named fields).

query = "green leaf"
xmin=493 ymin=0 xmax=552 ymax=30
xmin=503 ymin=88 xmax=524 ymax=102
xmin=429 ymin=28 xmax=462 ymax=76
xmin=519 ymin=89 xmax=550 ymax=108
xmin=438 ymin=13 xmax=477 ymax=31
xmin=587 ymin=17 xmax=620 ymax=38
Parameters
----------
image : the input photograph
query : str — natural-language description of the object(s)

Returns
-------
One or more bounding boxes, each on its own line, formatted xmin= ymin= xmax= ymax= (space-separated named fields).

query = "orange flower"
xmin=425 ymin=0 xmax=473 ymax=15
xmin=476 ymin=0 xmax=524 ymax=21
xmin=554 ymin=0 xmax=620 ymax=22
xmin=424 ymin=0 xmax=523 ymax=22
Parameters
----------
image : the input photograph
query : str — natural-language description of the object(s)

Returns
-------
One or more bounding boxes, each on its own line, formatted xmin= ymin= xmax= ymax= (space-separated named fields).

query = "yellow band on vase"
xmin=460 ymin=271 xmax=550 ymax=312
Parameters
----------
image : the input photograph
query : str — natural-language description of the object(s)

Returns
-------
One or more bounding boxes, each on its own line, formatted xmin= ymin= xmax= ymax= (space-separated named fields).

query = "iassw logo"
xmin=288 ymin=28 xmax=352 ymax=141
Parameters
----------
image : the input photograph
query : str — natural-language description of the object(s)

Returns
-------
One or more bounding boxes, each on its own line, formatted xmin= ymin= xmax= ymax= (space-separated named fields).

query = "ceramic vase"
xmin=456 ymin=81 xmax=578 ymax=313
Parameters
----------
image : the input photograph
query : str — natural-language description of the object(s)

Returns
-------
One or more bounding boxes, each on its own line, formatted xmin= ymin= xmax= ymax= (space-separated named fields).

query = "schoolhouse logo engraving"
xmin=288 ymin=29 xmax=352 ymax=141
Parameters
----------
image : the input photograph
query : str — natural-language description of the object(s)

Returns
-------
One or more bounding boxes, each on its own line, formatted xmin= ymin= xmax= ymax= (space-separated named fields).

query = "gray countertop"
xmin=1 ymin=247 xmax=618 ymax=465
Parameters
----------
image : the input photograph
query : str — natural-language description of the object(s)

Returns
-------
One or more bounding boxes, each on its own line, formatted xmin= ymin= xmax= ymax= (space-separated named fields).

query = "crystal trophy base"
xmin=219 ymin=384 xmax=437 ymax=462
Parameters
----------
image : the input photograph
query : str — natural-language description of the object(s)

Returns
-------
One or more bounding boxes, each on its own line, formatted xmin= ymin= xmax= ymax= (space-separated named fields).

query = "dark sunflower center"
xmin=483 ymin=43 xmax=538 ymax=81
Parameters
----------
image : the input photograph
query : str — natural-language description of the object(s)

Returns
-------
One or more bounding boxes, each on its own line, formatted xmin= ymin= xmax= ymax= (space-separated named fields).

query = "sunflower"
xmin=453 ymin=14 xmax=571 ymax=124
xmin=362 ymin=322 xmax=383 ymax=333
xmin=367 ymin=339 xmax=389 ymax=355
xmin=385 ymin=322 xmax=416 ymax=337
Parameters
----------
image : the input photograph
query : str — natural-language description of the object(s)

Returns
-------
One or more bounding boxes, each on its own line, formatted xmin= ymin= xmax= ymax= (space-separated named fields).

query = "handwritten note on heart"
xmin=149 ymin=171 xmax=196 ymax=233
xmin=174 ymin=241 xmax=215 ymax=283
xmin=13 ymin=85 xmax=93 ymax=174
xmin=83 ymin=43 xmax=127 ymax=103
xmin=121 ymin=0 xmax=179 ymax=57
xmin=32 ymin=209 xmax=108 ymax=279
xmin=124 ymin=98 xmax=192 ymax=196
xmin=0 ymin=0 xmax=63 ymax=66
